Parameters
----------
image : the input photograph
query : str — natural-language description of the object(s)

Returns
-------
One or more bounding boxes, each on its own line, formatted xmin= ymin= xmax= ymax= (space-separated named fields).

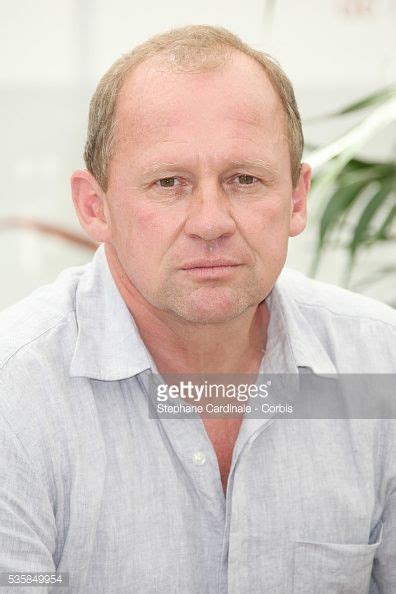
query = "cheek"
xmin=237 ymin=195 xmax=292 ymax=241
xmin=110 ymin=201 xmax=179 ymax=263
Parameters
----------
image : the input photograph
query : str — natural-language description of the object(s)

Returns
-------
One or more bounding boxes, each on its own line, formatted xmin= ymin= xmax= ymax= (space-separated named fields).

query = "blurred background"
xmin=1 ymin=0 xmax=395 ymax=309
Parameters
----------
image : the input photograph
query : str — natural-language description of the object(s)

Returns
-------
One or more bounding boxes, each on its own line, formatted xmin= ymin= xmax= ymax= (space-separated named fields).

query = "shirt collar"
xmin=70 ymin=245 xmax=336 ymax=380
xmin=265 ymin=270 xmax=337 ymax=376
xmin=69 ymin=244 xmax=153 ymax=380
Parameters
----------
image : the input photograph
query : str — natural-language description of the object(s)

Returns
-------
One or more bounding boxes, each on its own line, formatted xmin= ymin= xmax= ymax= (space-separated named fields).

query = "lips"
xmin=181 ymin=259 xmax=241 ymax=270
xmin=180 ymin=259 xmax=242 ymax=279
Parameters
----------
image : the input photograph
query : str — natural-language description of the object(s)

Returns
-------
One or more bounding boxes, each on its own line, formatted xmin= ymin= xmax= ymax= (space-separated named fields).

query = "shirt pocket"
xmin=292 ymin=523 xmax=383 ymax=594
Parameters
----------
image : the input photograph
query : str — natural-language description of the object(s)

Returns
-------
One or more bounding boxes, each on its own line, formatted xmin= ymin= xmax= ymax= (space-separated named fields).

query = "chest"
xmin=202 ymin=417 xmax=243 ymax=494
xmin=58 ymin=396 xmax=380 ymax=592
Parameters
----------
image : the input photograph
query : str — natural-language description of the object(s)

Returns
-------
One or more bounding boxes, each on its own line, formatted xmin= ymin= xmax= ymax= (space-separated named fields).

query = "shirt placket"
xmin=138 ymin=370 xmax=227 ymax=592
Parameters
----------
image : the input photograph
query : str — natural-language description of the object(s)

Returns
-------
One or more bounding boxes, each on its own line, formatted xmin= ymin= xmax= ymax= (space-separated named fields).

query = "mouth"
xmin=180 ymin=260 xmax=242 ymax=279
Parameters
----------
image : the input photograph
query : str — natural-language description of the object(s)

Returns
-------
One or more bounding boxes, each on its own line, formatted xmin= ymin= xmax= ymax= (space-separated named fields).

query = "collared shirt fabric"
xmin=0 ymin=244 xmax=395 ymax=593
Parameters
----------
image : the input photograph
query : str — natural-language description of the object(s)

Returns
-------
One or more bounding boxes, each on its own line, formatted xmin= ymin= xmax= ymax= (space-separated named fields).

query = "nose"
xmin=183 ymin=182 xmax=237 ymax=241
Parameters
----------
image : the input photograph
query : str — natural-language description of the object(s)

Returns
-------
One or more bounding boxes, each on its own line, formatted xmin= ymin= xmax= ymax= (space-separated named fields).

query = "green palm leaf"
xmin=338 ymin=87 xmax=396 ymax=116
xmin=305 ymin=87 xmax=396 ymax=123
xmin=348 ymin=179 xmax=395 ymax=257
xmin=318 ymin=180 xmax=367 ymax=249
xmin=371 ymin=205 xmax=396 ymax=242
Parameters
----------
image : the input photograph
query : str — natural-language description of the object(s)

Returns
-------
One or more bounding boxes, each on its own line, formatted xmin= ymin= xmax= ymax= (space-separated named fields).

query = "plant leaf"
xmin=338 ymin=87 xmax=396 ymax=115
xmin=337 ymin=162 xmax=396 ymax=187
xmin=318 ymin=180 xmax=368 ymax=248
xmin=348 ymin=180 xmax=394 ymax=257
xmin=370 ymin=205 xmax=396 ymax=242
xmin=305 ymin=87 xmax=396 ymax=123
xmin=307 ymin=96 xmax=396 ymax=171
xmin=351 ymin=265 xmax=396 ymax=291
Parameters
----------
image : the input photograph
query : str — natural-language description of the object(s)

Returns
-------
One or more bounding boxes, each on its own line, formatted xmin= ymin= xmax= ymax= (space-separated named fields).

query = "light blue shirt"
xmin=0 ymin=244 xmax=395 ymax=593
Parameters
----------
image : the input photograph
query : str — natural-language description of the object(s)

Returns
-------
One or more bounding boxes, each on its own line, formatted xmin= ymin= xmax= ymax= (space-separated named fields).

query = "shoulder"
xmin=276 ymin=268 xmax=396 ymax=372
xmin=277 ymin=267 xmax=396 ymax=328
xmin=0 ymin=262 xmax=94 ymax=470
xmin=0 ymin=260 xmax=104 ymax=500
xmin=0 ymin=262 xmax=89 ymax=371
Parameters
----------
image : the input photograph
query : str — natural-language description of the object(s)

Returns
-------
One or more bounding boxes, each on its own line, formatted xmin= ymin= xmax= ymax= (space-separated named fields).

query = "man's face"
xmin=103 ymin=51 xmax=309 ymax=324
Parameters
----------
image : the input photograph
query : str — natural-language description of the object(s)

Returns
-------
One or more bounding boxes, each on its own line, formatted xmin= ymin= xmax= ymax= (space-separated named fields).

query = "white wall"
xmin=1 ymin=0 xmax=395 ymax=308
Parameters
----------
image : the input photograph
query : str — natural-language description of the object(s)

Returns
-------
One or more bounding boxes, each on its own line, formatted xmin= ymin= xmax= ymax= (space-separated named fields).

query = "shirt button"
xmin=192 ymin=451 xmax=206 ymax=466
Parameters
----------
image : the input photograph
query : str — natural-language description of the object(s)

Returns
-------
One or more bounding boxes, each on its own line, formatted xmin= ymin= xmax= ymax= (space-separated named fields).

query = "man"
xmin=0 ymin=24 xmax=395 ymax=593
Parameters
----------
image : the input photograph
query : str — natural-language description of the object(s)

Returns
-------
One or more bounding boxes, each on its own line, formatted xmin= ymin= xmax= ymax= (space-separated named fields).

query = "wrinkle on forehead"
xmin=108 ymin=53 xmax=290 ymax=187
xmin=115 ymin=50 xmax=283 ymax=133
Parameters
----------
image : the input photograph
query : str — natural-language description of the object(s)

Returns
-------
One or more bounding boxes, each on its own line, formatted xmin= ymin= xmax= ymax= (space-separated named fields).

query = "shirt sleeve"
xmin=0 ymin=414 xmax=57 ymax=593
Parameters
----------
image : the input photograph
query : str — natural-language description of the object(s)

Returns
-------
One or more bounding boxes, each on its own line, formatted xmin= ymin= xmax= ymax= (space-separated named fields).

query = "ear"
xmin=289 ymin=162 xmax=311 ymax=237
xmin=70 ymin=169 xmax=112 ymax=243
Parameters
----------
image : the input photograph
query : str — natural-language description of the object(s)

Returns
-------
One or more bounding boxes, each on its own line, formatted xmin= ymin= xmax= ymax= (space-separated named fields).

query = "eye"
xmin=155 ymin=177 xmax=181 ymax=188
xmin=236 ymin=174 xmax=258 ymax=185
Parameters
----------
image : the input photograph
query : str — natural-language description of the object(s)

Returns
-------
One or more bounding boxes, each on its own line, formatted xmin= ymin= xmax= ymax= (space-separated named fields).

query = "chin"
xmin=166 ymin=287 xmax=257 ymax=325
xmin=177 ymin=308 xmax=240 ymax=325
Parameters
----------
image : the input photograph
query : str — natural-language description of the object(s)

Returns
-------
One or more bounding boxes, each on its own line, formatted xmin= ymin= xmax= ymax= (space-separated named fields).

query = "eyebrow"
xmin=227 ymin=159 xmax=278 ymax=178
xmin=140 ymin=159 xmax=278 ymax=181
xmin=140 ymin=162 xmax=184 ymax=178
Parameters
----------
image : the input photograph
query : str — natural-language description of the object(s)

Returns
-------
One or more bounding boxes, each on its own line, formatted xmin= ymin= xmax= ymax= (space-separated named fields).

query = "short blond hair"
xmin=84 ymin=25 xmax=304 ymax=190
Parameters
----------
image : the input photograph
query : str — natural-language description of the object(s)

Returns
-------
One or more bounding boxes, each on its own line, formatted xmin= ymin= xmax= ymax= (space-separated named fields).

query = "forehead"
xmin=115 ymin=50 xmax=285 ymax=144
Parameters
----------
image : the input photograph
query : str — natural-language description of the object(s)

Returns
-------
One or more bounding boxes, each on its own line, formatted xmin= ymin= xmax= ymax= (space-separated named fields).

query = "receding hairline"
xmin=112 ymin=47 xmax=288 ymax=147
xmin=83 ymin=25 xmax=304 ymax=190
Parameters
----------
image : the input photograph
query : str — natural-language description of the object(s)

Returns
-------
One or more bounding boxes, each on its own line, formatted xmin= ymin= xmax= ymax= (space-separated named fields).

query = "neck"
xmin=135 ymin=302 xmax=269 ymax=375
xmin=105 ymin=244 xmax=269 ymax=375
